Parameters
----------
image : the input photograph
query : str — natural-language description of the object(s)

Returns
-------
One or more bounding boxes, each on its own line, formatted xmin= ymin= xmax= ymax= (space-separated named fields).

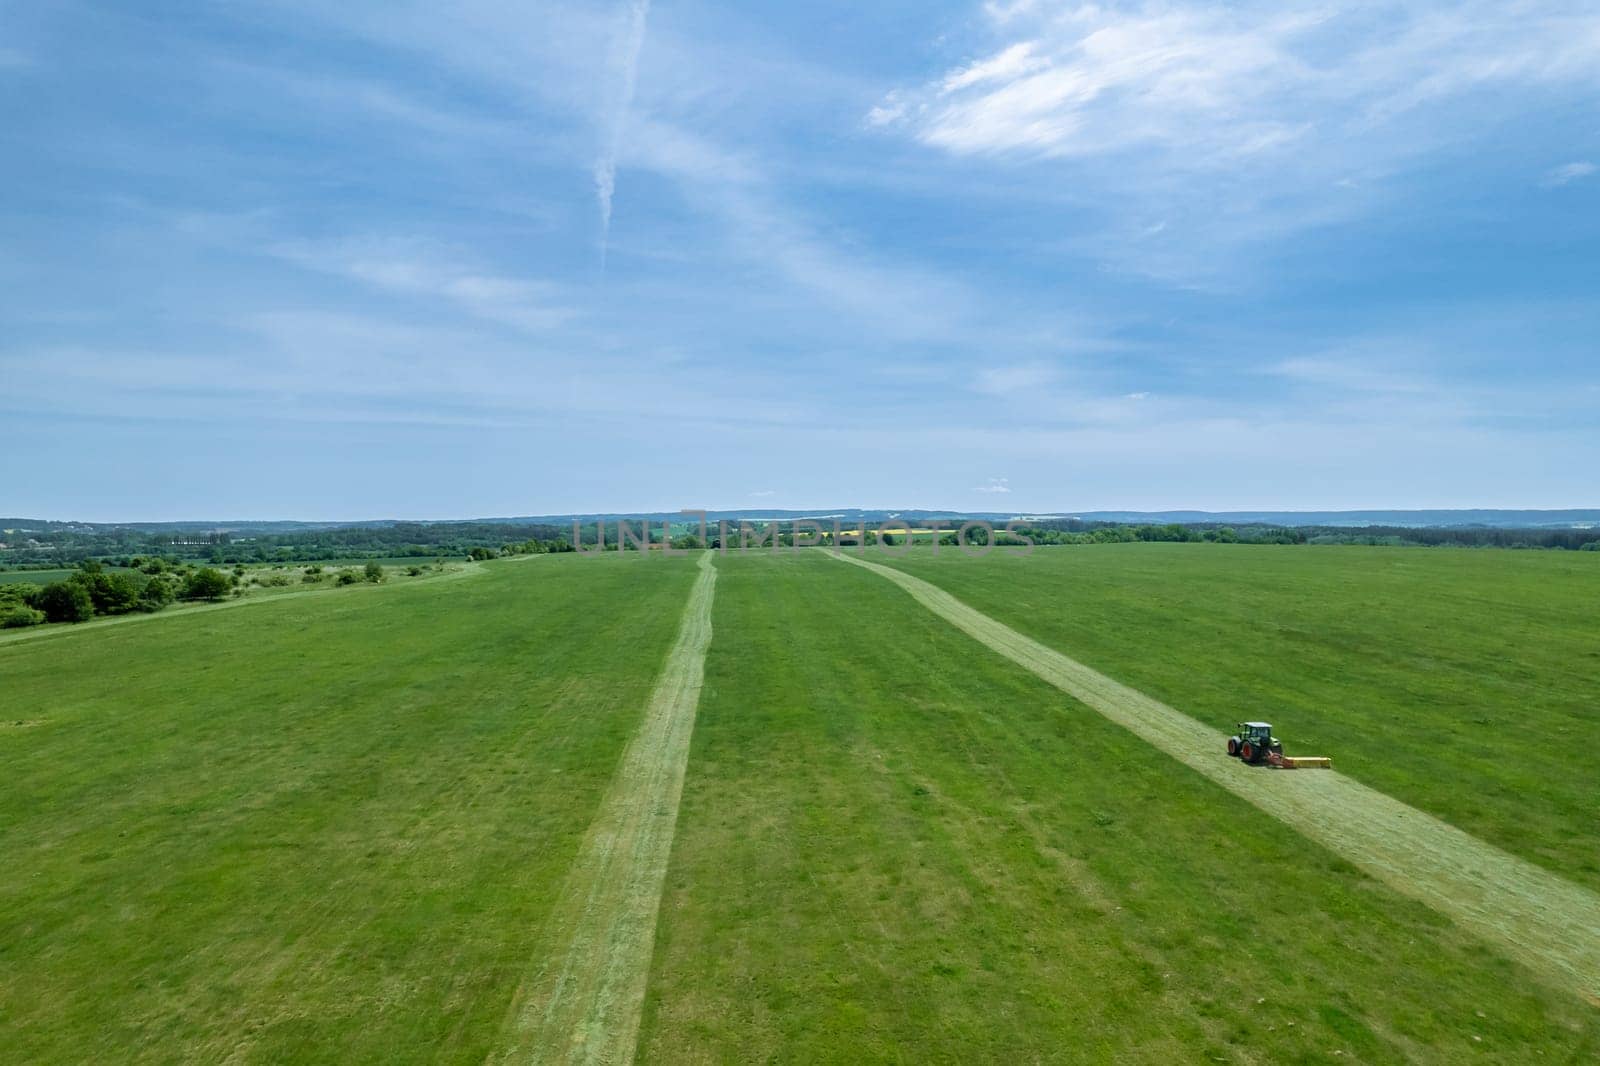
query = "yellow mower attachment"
xmin=1266 ymin=752 xmax=1332 ymax=770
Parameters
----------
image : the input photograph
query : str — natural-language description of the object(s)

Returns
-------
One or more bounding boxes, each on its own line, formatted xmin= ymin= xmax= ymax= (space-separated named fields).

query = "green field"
xmin=1 ymin=554 xmax=701 ymax=1061
xmin=3 ymin=546 xmax=1597 ymax=1061
xmin=878 ymin=544 xmax=1600 ymax=891
xmin=0 ymin=567 xmax=96 ymax=585
xmin=258 ymin=555 xmax=468 ymax=569
xmin=639 ymin=552 xmax=1597 ymax=1061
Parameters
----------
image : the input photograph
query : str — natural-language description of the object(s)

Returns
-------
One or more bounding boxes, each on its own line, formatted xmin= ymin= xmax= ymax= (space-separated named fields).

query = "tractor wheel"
xmin=1227 ymin=737 xmax=1239 ymax=757
xmin=1240 ymin=742 xmax=1255 ymax=763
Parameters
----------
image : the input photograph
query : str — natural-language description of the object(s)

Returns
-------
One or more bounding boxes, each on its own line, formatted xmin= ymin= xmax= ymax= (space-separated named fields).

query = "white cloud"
xmin=748 ymin=489 xmax=777 ymax=497
xmin=874 ymin=3 xmax=1600 ymax=162
xmin=269 ymin=237 xmax=575 ymax=333
xmin=595 ymin=0 xmax=652 ymax=264
xmin=1270 ymin=355 xmax=1433 ymax=396
xmin=975 ymin=362 xmax=1058 ymax=396
xmin=864 ymin=95 xmax=907 ymax=127
xmin=941 ymin=41 xmax=1047 ymax=94
xmin=624 ymin=116 xmax=983 ymax=340
xmin=974 ymin=476 xmax=1012 ymax=493
xmin=1543 ymin=161 xmax=1597 ymax=186
xmin=252 ymin=2 xmax=1040 ymax=344
xmin=866 ymin=2 xmax=1600 ymax=286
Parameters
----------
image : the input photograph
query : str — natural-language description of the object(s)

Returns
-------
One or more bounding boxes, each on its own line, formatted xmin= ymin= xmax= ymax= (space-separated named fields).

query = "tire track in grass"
xmin=498 ymin=551 xmax=717 ymax=1064
xmin=833 ymin=550 xmax=1600 ymax=1004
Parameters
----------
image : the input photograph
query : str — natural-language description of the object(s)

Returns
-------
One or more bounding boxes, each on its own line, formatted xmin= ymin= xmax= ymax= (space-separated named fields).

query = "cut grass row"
xmin=878 ymin=544 xmax=1600 ymax=891
xmin=639 ymin=552 xmax=1599 ymax=1061
xmin=0 ymin=553 xmax=701 ymax=1063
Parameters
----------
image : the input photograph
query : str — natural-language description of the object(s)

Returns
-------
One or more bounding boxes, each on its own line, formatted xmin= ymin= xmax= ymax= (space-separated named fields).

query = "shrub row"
xmin=0 ymin=561 xmax=236 ymax=627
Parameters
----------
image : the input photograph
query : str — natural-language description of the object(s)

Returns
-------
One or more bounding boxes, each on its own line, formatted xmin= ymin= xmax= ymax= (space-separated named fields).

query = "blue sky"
xmin=3 ymin=0 xmax=1597 ymax=520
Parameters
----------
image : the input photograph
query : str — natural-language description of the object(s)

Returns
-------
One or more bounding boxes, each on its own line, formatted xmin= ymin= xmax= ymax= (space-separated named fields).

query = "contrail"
xmin=595 ymin=0 xmax=651 ymax=269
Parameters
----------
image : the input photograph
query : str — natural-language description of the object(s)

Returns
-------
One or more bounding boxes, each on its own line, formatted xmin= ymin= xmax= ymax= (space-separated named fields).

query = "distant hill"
xmin=408 ymin=508 xmax=1600 ymax=530
xmin=7 ymin=508 xmax=1598 ymax=533
xmin=1058 ymin=509 xmax=1600 ymax=529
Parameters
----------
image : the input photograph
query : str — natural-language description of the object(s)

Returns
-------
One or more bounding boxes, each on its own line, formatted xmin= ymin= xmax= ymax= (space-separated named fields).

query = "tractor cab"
xmin=1227 ymin=721 xmax=1282 ymax=763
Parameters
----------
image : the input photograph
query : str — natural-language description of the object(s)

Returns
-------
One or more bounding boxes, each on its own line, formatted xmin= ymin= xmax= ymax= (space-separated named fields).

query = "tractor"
xmin=1226 ymin=721 xmax=1283 ymax=765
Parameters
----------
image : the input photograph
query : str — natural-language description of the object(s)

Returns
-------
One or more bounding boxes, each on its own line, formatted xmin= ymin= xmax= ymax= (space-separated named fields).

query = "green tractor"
xmin=1227 ymin=721 xmax=1283 ymax=765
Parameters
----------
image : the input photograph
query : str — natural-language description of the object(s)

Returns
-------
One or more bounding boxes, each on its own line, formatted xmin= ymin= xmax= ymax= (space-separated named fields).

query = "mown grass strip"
xmin=834 ymin=550 xmax=1600 ymax=1003
xmin=499 ymin=552 xmax=718 ymax=1064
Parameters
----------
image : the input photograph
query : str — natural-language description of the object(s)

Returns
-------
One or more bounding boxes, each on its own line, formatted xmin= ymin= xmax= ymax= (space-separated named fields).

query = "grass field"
xmin=0 ymin=554 xmax=701 ymax=1062
xmin=257 ymin=556 xmax=467 ymax=569
xmin=3 ymin=545 xmax=1597 ymax=1061
xmin=876 ymin=544 xmax=1600 ymax=892
xmin=638 ymin=552 xmax=1597 ymax=1061
xmin=0 ymin=567 xmax=103 ymax=585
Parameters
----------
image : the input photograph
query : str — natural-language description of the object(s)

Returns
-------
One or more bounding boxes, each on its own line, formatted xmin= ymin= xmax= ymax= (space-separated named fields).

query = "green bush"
xmin=2 ymin=605 xmax=45 ymax=628
xmin=182 ymin=568 xmax=233 ymax=601
xmin=364 ymin=562 xmax=385 ymax=583
xmin=406 ymin=565 xmax=424 ymax=576
xmin=140 ymin=577 xmax=175 ymax=610
xmin=33 ymin=582 xmax=94 ymax=623
xmin=0 ymin=583 xmax=42 ymax=608
xmin=76 ymin=571 xmax=142 ymax=615
xmin=335 ymin=571 xmax=360 ymax=586
xmin=301 ymin=572 xmax=322 ymax=583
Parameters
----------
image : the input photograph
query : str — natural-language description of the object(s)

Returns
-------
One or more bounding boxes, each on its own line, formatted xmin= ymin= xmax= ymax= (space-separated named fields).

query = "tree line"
xmin=0 ymin=559 xmax=238 ymax=628
xmin=0 ymin=521 xmax=573 ymax=569
xmin=1017 ymin=519 xmax=1599 ymax=550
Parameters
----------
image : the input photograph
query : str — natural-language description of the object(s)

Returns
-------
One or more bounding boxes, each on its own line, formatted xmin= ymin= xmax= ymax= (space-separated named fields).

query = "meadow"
xmin=2 ymin=544 xmax=1597 ymax=1061
xmin=0 ymin=554 xmax=700 ymax=1062
xmin=878 ymin=544 xmax=1600 ymax=891
xmin=638 ymin=551 xmax=1597 ymax=1061
xmin=0 ymin=567 xmax=99 ymax=585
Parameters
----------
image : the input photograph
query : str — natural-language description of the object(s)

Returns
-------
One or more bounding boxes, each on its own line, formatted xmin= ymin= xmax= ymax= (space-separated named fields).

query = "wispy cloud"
xmin=975 ymin=362 xmax=1058 ymax=396
xmin=974 ymin=476 xmax=1012 ymax=494
xmin=596 ymin=0 xmax=652 ymax=265
xmin=1270 ymin=355 xmax=1435 ymax=397
xmin=1543 ymin=161 xmax=1597 ymax=186
xmin=873 ymin=3 xmax=1600 ymax=161
xmin=867 ymin=1 xmax=1600 ymax=286
xmin=624 ymin=115 xmax=985 ymax=341
xmin=269 ymin=237 xmax=575 ymax=333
